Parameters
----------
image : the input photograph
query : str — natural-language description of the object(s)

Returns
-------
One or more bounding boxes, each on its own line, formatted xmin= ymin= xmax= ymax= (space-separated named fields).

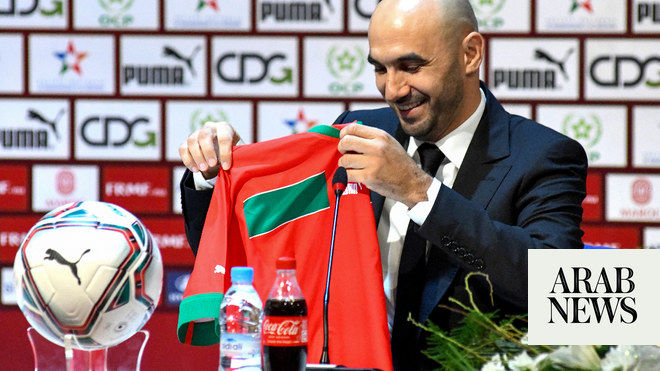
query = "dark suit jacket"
xmin=180 ymin=82 xmax=587 ymax=370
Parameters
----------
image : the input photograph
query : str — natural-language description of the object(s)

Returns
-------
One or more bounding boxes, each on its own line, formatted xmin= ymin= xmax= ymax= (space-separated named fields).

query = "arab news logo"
xmin=327 ymin=45 xmax=365 ymax=95
xmin=562 ymin=113 xmax=602 ymax=163
xmin=189 ymin=109 xmax=229 ymax=132
xmin=98 ymin=0 xmax=135 ymax=27
xmin=469 ymin=0 xmax=506 ymax=29
xmin=54 ymin=41 xmax=87 ymax=76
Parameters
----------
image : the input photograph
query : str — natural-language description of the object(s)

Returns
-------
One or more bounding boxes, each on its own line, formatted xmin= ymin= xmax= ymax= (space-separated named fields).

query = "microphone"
xmin=320 ymin=167 xmax=347 ymax=364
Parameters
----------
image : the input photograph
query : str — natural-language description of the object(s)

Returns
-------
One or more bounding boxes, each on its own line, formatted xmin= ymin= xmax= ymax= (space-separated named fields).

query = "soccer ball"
xmin=13 ymin=201 xmax=163 ymax=350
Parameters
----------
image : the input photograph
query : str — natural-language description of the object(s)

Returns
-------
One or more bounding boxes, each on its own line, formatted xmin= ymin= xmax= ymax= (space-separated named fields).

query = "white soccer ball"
xmin=13 ymin=201 xmax=163 ymax=350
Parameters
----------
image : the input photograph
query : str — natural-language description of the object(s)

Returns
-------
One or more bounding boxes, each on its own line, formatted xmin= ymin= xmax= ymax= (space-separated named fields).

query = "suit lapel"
xmin=419 ymin=87 xmax=512 ymax=324
xmin=453 ymin=93 xmax=511 ymax=207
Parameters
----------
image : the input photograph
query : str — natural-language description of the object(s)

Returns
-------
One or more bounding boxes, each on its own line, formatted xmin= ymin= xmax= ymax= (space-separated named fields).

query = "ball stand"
xmin=27 ymin=328 xmax=150 ymax=371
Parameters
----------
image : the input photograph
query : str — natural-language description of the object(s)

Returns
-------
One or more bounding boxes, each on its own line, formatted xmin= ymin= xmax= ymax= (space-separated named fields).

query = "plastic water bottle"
xmin=219 ymin=267 xmax=263 ymax=371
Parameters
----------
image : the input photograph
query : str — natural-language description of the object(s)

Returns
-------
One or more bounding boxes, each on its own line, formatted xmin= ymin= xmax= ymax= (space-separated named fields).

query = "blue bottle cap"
xmin=231 ymin=266 xmax=254 ymax=283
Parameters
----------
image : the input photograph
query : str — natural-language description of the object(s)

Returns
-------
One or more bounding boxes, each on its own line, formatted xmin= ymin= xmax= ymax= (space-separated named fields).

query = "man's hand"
xmin=337 ymin=123 xmax=433 ymax=208
xmin=178 ymin=121 xmax=241 ymax=180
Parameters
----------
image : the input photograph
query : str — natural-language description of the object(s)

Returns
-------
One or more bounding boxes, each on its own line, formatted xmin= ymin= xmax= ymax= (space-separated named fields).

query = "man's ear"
xmin=463 ymin=31 xmax=484 ymax=77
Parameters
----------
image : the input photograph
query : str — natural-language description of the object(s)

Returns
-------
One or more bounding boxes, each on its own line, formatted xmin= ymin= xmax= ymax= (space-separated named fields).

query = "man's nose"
xmin=384 ymin=71 xmax=410 ymax=102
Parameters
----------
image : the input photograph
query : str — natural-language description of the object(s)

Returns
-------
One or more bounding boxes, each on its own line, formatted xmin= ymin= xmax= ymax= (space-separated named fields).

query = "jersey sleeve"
xmin=177 ymin=169 xmax=239 ymax=346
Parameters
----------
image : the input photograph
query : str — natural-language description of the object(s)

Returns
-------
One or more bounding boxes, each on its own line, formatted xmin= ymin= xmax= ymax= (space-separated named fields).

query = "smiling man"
xmin=178 ymin=0 xmax=588 ymax=369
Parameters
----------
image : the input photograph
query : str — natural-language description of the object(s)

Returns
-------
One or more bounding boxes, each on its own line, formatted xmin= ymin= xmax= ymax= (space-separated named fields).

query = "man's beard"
xmin=398 ymin=70 xmax=464 ymax=142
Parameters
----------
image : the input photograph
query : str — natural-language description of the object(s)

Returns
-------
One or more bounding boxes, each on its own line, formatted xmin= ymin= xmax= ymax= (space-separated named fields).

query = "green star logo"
xmin=562 ymin=113 xmax=602 ymax=149
xmin=469 ymin=0 xmax=506 ymax=29
xmin=327 ymin=45 xmax=366 ymax=82
xmin=335 ymin=51 xmax=356 ymax=71
xmin=190 ymin=109 xmax=229 ymax=132
xmin=99 ymin=0 xmax=134 ymax=14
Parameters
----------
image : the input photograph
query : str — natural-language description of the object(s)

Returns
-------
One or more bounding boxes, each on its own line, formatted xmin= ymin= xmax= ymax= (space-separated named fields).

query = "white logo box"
xmin=585 ymin=39 xmax=660 ymax=101
xmin=72 ymin=0 xmax=160 ymax=30
xmin=0 ymin=1 xmax=68 ymax=29
xmin=120 ymin=35 xmax=207 ymax=96
xmin=644 ymin=227 xmax=660 ymax=249
xmin=31 ymin=165 xmax=99 ymax=213
xmin=606 ymin=173 xmax=660 ymax=222
xmin=0 ymin=34 xmax=24 ymax=94
xmin=256 ymin=101 xmax=345 ymax=142
xmin=164 ymin=0 xmax=251 ymax=31
xmin=74 ymin=100 xmax=161 ymax=161
xmin=0 ymin=98 xmax=70 ymax=160
xmin=165 ymin=100 xmax=254 ymax=161
xmin=536 ymin=0 xmax=626 ymax=33
xmin=256 ymin=0 xmax=343 ymax=32
xmin=632 ymin=0 xmax=660 ymax=34
xmin=536 ymin=104 xmax=628 ymax=168
xmin=632 ymin=106 xmax=660 ymax=168
xmin=28 ymin=34 xmax=115 ymax=95
xmin=303 ymin=37 xmax=380 ymax=99
xmin=488 ymin=38 xmax=580 ymax=100
xmin=211 ymin=36 xmax=299 ymax=97
xmin=470 ymin=0 xmax=531 ymax=33
xmin=528 ymin=249 xmax=660 ymax=345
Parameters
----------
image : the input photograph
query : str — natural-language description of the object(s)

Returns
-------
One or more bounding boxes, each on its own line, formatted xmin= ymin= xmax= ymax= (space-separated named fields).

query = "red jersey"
xmin=177 ymin=124 xmax=392 ymax=371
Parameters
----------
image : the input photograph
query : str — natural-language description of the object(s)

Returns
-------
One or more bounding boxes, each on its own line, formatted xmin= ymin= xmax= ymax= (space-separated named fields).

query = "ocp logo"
xmin=469 ymin=0 xmax=506 ymax=29
xmin=98 ymin=0 xmax=135 ymax=27
xmin=562 ymin=113 xmax=602 ymax=163
xmin=326 ymin=45 xmax=365 ymax=95
xmin=189 ymin=108 xmax=229 ymax=132
xmin=0 ymin=0 xmax=63 ymax=17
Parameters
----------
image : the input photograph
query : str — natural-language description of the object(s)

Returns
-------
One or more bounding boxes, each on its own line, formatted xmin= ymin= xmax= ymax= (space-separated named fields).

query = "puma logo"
xmin=27 ymin=108 xmax=65 ymax=141
xmin=534 ymin=48 xmax=574 ymax=81
xmin=44 ymin=248 xmax=91 ymax=286
xmin=163 ymin=45 xmax=202 ymax=77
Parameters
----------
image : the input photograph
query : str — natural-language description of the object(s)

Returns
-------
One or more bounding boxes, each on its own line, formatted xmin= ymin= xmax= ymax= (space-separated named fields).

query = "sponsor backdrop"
xmin=0 ymin=0 xmax=659 ymax=368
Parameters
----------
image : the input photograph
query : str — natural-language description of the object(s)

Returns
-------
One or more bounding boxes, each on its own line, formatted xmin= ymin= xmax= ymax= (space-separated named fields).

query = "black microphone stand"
xmin=320 ymin=167 xmax=347 ymax=364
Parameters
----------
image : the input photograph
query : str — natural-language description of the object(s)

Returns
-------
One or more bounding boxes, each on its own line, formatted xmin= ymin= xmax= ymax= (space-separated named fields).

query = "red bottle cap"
xmin=276 ymin=256 xmax=296 ymax=270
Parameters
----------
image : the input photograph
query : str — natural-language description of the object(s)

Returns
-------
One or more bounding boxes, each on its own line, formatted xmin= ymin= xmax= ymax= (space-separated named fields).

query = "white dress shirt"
xmin=379 ymin=89 xmax=486 ymax=333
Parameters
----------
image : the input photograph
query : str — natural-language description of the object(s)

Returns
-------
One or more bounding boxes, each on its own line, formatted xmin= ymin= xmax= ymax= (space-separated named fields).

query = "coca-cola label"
xmin=261 ymin=316 xmax=308 ymax=346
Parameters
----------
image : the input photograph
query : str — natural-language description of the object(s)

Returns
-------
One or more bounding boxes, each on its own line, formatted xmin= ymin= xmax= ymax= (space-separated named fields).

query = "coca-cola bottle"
xmin=262 ymin=257 xmax=308 ymax=371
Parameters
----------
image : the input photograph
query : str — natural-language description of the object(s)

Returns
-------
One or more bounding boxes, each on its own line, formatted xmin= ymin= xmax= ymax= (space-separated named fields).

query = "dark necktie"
xmin=392 ymin=143 xmax=445 ymax=354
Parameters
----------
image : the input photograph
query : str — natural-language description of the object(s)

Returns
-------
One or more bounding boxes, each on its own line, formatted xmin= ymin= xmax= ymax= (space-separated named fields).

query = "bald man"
xmin=179 ymin=0 xmax=587 ymax=369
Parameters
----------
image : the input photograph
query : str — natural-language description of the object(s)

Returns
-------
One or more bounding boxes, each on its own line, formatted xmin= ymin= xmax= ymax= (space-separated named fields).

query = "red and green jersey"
xmin=177 ymin=124 xmax=392 ymax=371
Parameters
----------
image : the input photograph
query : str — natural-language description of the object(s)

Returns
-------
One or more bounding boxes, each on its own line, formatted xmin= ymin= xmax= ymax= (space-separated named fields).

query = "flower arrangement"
xmin=416 ymin=272 xmax=660 ymax=370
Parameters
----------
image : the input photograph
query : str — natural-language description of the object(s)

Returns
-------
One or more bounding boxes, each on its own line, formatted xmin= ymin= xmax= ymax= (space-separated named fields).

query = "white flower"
xmin=602 ymin=345 xmax=660 ymax=371
xmin=507 ymin=351 xmax=535 ymax=370
xmin=544 ymin=345 xmax=601 ymax=369
xmin=481 ymin=353 xmax=506 ymax=371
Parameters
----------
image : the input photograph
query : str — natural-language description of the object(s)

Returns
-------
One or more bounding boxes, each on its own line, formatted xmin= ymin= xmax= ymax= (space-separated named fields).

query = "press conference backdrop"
xmin=1 ymin=0 xmax=660 ymax=368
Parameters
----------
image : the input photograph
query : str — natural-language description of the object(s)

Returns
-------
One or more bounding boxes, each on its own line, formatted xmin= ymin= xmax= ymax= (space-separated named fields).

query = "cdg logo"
xmin=590 ymin=55 xmax=660 ymax=87
xmin=215 ymin=53 xmax=293 ymax=84
xmin=0 ymin=0 xmax=63 ymax=16
xmin=80 ymin=116 xmax=156 ymax=147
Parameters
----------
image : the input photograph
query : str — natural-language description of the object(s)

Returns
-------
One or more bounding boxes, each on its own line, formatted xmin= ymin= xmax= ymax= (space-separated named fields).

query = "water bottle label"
xmin=220 ymin=333 xmax=261 ymax=356
xmin=261 ymin=316 xmax=308 ymax=346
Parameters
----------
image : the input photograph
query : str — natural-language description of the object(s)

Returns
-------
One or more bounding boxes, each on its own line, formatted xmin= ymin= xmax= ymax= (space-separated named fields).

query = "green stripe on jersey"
xmin=244 ymin=172 xmax=329 ymax=238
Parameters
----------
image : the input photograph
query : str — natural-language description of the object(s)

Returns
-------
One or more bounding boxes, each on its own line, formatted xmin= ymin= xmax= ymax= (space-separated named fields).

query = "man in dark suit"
xmin=178 ymin=0 xmax=587 ymax=369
